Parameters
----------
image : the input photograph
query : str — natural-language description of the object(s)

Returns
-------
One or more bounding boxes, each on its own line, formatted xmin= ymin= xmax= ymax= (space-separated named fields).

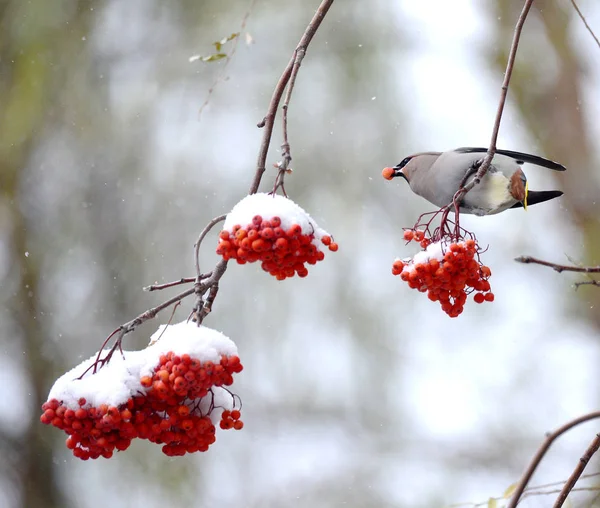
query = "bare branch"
xmin=89 ymin=0 xmax=336 ymax=366
xmin=451 ymin=0 xmax=534 ymax=208
xmin=570 ymin=0 xmax=600 ymax=50
xmin=507 ymin=411 xmax=600 ymax=508
xmin=195 ymin=282 xmax=220 ymax=324
xmin=554 ymin=433 xmax=600 ymax=507
xmin=515 ymin=256 xmax=600 ymax=273
xmin=250 ymin=0 xmax=335 ymax=194
xmin=194 ymin=214 xmax=227 ymax=278
xmin=272 ymin=47 xmax=307 ymax=196
xmin=84 ymin=286 xmax=196 ymax=375
xmin=575 ymin=279 xmax=600 ymax=289
xmin=144 ymin=275 xmax=207 ymax=292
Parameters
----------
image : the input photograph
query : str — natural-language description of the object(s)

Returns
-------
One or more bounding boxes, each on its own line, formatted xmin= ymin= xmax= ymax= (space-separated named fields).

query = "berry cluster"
xmin=40 ymin=352 xmax=244 ymax=460
xmin=217 ymin=215 xmax=338 ymax=280
xmin=219 ymin=409 xmax=243 ymax=430
xmin=393 ymin=230 xmax=494 ymax=318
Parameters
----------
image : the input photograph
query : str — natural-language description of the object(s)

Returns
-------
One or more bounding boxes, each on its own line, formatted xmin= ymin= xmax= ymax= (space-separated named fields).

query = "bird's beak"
xmin=382 ymin=166 xmax=407 ymax=181
xmin=523 ymin=180 xmax=528 ymax=211
xmin=392 ymin=165 xmax=407 ymax=181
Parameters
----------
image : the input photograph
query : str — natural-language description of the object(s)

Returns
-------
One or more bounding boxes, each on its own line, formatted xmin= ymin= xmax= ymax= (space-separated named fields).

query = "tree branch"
xmin=507 ymin=411 xmax=600 ymax=508
xmin=88 ymin=0 xmax=336 ymax=357
xmin=553 ymin=432 xmax=600 ymax=507
xmin=569 ymin=0 xmax=600 ymax=50
xmin=515 ymin=256 xmax=600 ymax=273
xmin=194 ymin=214 xmax=227 ymax=278
xmin=250 ymin=0 xmax=335 ymax=194
xmin=515 ymin=255 xmax=600 ymax=291
xmin=144 ymin=276 xmax=207 ymax=292
xmin=451 ymin=0 xmax=535 ymax=208
xmin=272 ymin=46 xmax=307 ymax=196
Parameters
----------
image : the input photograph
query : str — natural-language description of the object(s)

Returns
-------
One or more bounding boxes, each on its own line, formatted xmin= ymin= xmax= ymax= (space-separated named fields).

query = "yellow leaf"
xmin=487 ymin=498 xmax=497 ymax=508
xmin=503 ymin=483 xmax=517 ymax=499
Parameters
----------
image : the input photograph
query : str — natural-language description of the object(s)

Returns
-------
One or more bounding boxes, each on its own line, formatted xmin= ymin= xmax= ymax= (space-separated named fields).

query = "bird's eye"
xmin=396 ymin=157 xmax=412 ymax=169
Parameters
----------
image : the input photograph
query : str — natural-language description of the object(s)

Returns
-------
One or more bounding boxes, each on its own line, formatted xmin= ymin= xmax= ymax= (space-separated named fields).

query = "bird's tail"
xmin=510 ymin=190 xmax=563 ymax=209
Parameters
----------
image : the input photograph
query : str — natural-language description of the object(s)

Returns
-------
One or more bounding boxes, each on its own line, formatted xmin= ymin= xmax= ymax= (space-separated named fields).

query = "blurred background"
xmin=1 ymin=0 xmax=600 ymax=506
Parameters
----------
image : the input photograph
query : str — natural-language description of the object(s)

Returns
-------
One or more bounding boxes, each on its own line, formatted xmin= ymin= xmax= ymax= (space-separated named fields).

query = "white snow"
xmin=47 ymin=321 xmax=238 ymax=410
xmin=199 ymin=386 xmax=238 ymax=424
xmin=223 ymin=193 xmax=330 ymax=241
xmin=402 ymin=240 xmax=448 ymax=273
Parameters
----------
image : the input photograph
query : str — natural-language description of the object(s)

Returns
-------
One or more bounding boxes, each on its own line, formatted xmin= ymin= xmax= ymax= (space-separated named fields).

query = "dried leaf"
xmin=201 ymin=53 xmax=227 ymax=62
xmin=503 ymin=483 xmax=517 ymax=499
xmin=213 ymin=32 xmax=239 ymax=51
xmin=487 ymin=498 xmax=497 ymax=508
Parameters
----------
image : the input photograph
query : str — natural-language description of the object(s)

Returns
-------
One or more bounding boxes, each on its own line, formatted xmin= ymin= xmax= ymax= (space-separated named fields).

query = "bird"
xmin=382 ymin=147 xmax=566 ymax=216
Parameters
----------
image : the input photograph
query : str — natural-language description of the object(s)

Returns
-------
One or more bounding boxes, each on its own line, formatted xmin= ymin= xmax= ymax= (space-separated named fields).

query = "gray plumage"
xmin=389 ymin=147 xmax=565 ymax=216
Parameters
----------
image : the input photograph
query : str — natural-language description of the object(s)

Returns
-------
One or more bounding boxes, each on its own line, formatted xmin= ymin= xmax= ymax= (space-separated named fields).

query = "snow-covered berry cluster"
xmin=393 ymin=230 xmax=493 ymax=318
xmin=40 ymin=321 xmax=244 ymax=460
xmin=216 ymin=193 xmax=338 ymax=280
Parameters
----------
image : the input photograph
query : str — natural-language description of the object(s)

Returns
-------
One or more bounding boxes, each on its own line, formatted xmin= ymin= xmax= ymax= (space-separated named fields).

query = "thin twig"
xmin=515 ymin=256 xmax=600 ymax=273
xmin=150 ymin=301 xmax=181 ymax=345
xmin=554 ymin=433 xmax=600 ymax=507
xmin=575 ymin=279 xmax=600 ymax=289
xmin=452 ymin=487 xmax=600 ymax=508
xmin=449 ymin=473 xmax=600 ymax=508
xmin=522 ymin=486 xmax=600 ymax=503
xmin=197 ymin=0 xmax=257 ymax=118
xmin=281 ymin=48 xmax=306 ymax=168
xmin=83 ymin=287 xmax=196 ymax=376
xmin=570 ymin=0 xmax=600 ymax=50
xmin=507 ymin=411 xmax=600 ymax=508
xmin=251 ymin=0 xmax=335 ymax=194
xmin=194 ymin=214 xmax=227 ymax=278
xmin=144 ymin=276 xmax=207 ymax=292
xmin=526 ymin=472 xmax=600 ymax=492
xmin=450 ymin=0 xmax=534 ymax=210
xmin=90 ymin=0 xmax=336 ymax=361
xmin=195 ymin=283 xmax=219 ymax=324
xmin=272 ymin=47 xmax=307 ymax=195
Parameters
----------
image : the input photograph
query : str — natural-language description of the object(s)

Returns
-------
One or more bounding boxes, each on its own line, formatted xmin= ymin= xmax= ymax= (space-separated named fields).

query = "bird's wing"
xmin=454 ymin=147 xmax=566 ymax=171
xmin=510 ymin=190 xmax=564 ymax=208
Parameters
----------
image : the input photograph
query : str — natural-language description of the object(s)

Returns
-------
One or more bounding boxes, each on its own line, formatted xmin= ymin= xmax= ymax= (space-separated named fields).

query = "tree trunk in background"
xmin=489 ymin=1 xmax=600 ymax=325
xmin=0 ymin=2 xmax=92 ymax=507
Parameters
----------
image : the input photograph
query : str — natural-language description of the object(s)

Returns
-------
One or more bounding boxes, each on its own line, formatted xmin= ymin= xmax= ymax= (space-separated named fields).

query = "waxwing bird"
xmin=382 ymin=147 xmax=565 ymax=216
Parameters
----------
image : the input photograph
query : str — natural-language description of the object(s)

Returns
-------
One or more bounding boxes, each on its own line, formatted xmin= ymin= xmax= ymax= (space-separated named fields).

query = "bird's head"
xmin=382 ymin=156 xmax=415 ymax=182
xmin=509 ymin=168 xmax=529 ymax=211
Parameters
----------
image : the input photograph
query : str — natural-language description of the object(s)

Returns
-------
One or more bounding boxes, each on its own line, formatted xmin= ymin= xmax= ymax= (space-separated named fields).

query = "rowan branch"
xmin=570 ymin=0 xmax=600 ymax=50
xmin=507 ymin=411 xmax=600 ymax=508
xmin=554 ymin=433 xmax=600 ymax=507
xmin=515 ymin=255 xmax=600 ymax=288
xmin=251 ymin=0 xmax=335 ymax=194
xmin=272 ymin=46 xmax=307 ymax=196
xmin=194 ymin=214 xmax=227 ymax=278
xmin=451 ymin=0 xmax=534 ymax=209
xmin=515 ymin=256 xmax=600 ymax=273
xmin=144 ymin=276 xmax=206 ymax=292
xmin=88 ymin=0 xmax=336 ymax=357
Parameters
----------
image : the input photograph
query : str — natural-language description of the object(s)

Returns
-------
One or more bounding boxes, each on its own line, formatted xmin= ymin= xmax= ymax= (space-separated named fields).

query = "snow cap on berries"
xmin=217 ymin=193 xmax=338 ymax=279
xmin=393 ymin=233 xmax=493 ymax=318
xmin=47 ymin=321 xmax=238 ymax=410
xmin=224 ymin=193 xmax=329 ymax=241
